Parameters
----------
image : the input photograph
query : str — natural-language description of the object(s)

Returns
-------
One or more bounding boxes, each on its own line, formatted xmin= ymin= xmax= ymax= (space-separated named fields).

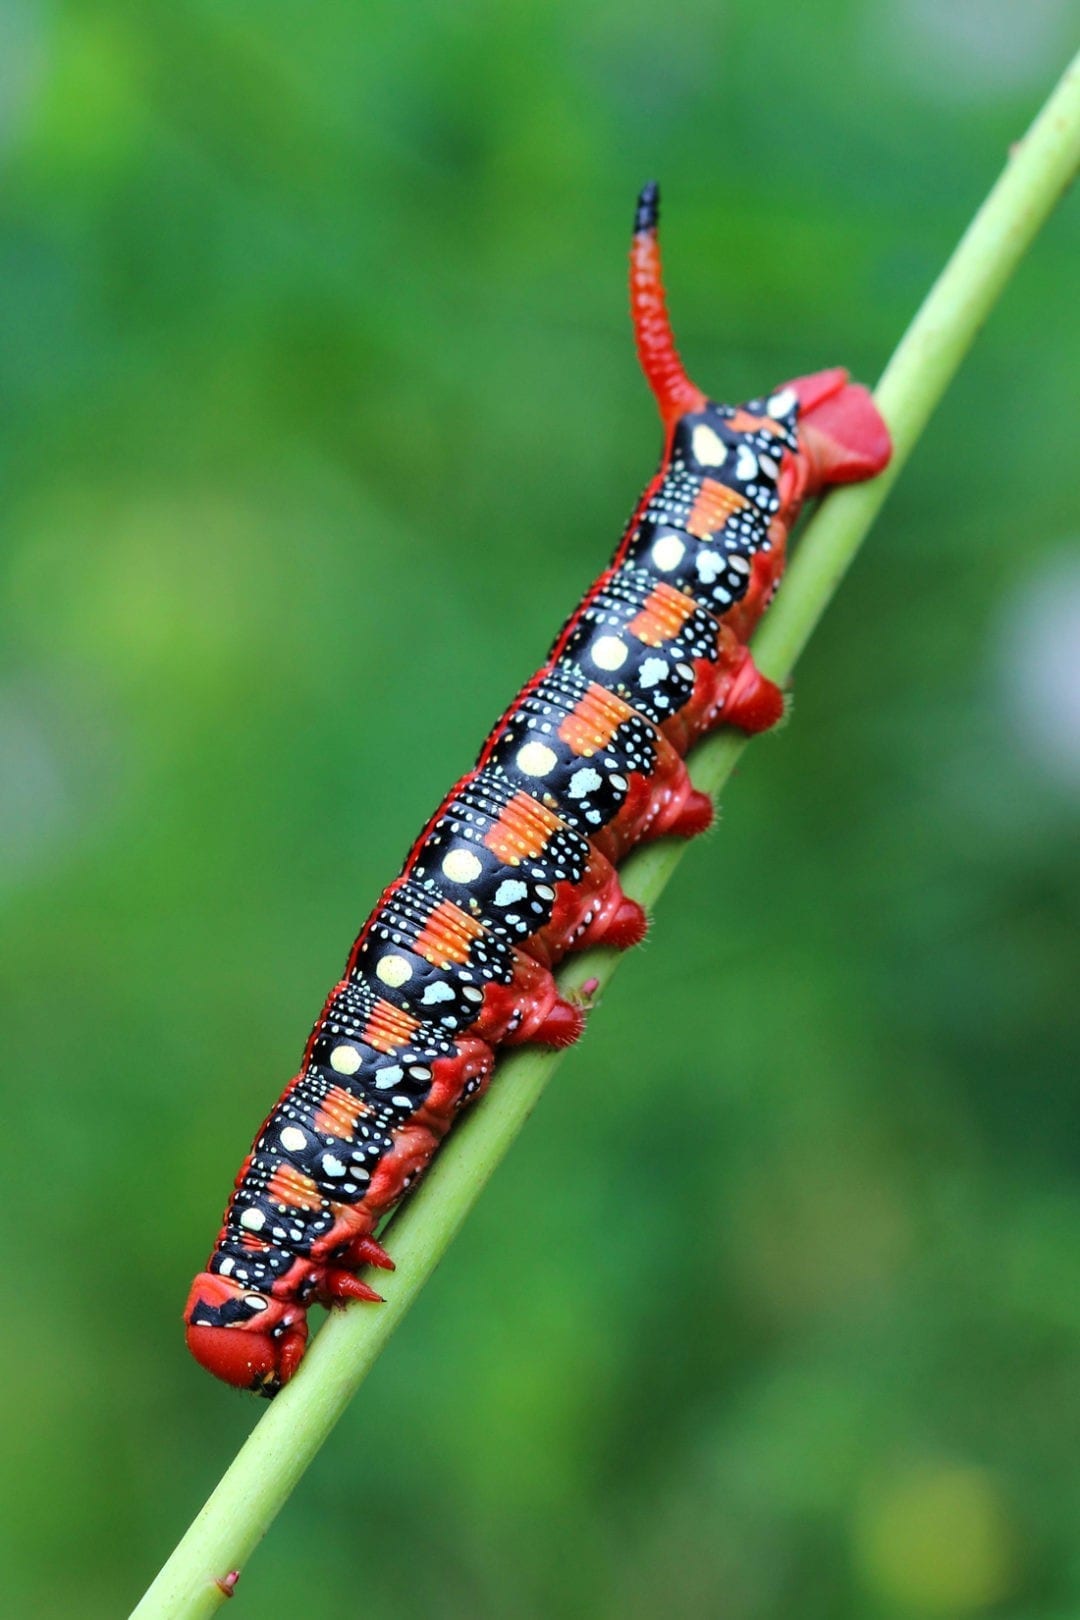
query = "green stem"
xmin=131 ymin=50 xmax=1080 ymax=1620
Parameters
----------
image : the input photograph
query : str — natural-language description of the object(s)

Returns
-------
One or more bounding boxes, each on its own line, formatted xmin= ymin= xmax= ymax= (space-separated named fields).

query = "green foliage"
xmin=1 ymin=8 xmax=1077 ymax=1617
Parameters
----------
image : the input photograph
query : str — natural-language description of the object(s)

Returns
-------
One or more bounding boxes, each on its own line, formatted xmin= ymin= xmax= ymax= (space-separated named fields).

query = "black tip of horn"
xmin=634 ymin=181 xmax=660 ymax=235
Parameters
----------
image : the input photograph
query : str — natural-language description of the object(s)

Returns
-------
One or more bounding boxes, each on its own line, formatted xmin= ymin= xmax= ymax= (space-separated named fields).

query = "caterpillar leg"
xmin=662 ymin=786 xmax=714 ymax=837
xmin=342 ymin=1234 xmax=395 ymax=1271
xmin=318 ymin=1230 xmax=397 ymax=1302
xmin=478 ymin=958 xmax=588 ymax=1049
xmin=532 ymin=864 xmax=648 ymax=959
xmin=723 ymin=649 xmax=785 ymax=735
xmin=484 ymin=973 xmax=588 ymax=1047
xmin=525 ymin=996 xmax=587 ymax=1047
xmin=630 ymin=762 xmax=715 ymax=844
xmin=318 ymin=1269 xmax=385 ymax=1306
xmin=576 ymin=883 xmax=648 ymax=950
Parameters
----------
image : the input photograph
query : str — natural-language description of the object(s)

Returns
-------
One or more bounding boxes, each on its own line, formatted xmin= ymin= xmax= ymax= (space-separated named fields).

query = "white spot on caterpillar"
xmin=218 ymin=1258 xmax=235 ymax=1276
xmin=322 ymin=1155 xmax=346 ymax=1178
xmin=495 ymin=879 xmax=528 ymax=906
xmin=729 ymin=554 xmax=750 ymax=574
xmin=691 ymin=424 xmax=728 ymax=467
xmin=280 ymin=1126 xmax=307 ymax=1153
xmin=442 ymin=848 xmax=482 ymax=884
xmin=245 ymin=1294 xmax=269 ymax=1312
xmin=735 ymin=444 xmax=758 ymax=481
xmin=376 ymin=954 xmax=411 ymax=988
xmin=239 ymin=1207 xmax=265 ymax=1232
xmin=569 ymin=768 xmax=602 ymax=799
xmin=592 ymin=635 xmax=628 ymax=672
xmin=517 ymin=741 xmax=557 ymax=777
xmin=422 ymin=981 xmax=455 ymax=1005
xmin=330 ymin=1044 xmax=363 ymax=1075
xmin=651 ymin=532 xmax=686 ymax=571
xmin=639 ymin=656 xmax=668 ymax=689
xmin=759 ymin=453 xmax=779 ymax=479
xmin=374 ymin=1064 xmax=404 ymax=1090
xmin=766 ymin=388 xmax=797 ymax=418
xmin=696 ymin=551 xmax=723 ymax=584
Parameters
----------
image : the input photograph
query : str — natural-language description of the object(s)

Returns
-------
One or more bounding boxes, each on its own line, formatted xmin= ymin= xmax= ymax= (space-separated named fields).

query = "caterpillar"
xmin=184 ymin=184 xmax=892 ymax=1395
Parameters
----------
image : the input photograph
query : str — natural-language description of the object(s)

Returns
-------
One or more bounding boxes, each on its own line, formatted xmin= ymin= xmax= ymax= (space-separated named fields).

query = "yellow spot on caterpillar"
xmin=691 ymin=423 xmax=728 ymax=466
xmin=442 ymin=848 xmax=482 ymax=884
xmin=517 ymin=741 xmax=557 ymax=777
xmin=375 ymin=954 xmax=412 ymax=989
xmin=591 ymin=635 xmax=628 ymax=672
xmin=651 ymin=533 xmax=686 ymax=571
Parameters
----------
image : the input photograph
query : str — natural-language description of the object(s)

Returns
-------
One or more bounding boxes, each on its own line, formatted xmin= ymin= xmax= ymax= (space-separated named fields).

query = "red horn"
xmin=630 ymin=183 xmax=707 ymax=429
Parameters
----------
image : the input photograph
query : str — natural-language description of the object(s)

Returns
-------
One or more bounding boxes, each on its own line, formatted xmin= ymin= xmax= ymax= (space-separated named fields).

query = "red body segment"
xmin=184 ymin=184 xmax=891 ymax=1394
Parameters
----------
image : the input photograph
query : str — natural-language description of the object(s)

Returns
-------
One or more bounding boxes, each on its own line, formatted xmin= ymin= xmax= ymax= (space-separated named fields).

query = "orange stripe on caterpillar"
xmin=483 ymin=791 xmax=563 ymax=864
xmin=558 ymin=683 xmax=636 ymax=756
xmin=361 ymin=999 xmax=422 ymax=1053
xmin=686 ymin=478 xmax=749 ymax=539
xmin=413 ymin=900 xmax=486 ymax=967
xmin=266 ymin=1164 xmax=322 ymax=1211
xmin=313 ymin=1085 xmax=369 ymax=1139
xmin=627 ymin=581 xmax=699 ymax=646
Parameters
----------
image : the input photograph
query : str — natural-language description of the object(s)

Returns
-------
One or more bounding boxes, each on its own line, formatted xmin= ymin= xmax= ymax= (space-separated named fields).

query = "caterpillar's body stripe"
xmin=185 ymin=184 xmax=891 ymax=1395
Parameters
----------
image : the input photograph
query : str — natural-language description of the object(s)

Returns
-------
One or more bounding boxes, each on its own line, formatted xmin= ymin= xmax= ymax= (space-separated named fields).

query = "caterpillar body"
xmin=185 ymin=185 xmax=891 ymax=1395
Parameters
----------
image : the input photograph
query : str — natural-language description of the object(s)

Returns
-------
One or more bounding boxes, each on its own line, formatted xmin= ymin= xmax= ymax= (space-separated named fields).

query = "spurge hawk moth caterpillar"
xmin=184 ymin=184 xmax=892 ymax=1395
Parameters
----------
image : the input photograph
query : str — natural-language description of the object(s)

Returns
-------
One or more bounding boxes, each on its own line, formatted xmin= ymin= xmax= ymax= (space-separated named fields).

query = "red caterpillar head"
xmin=185 ymin=1237 xmax=389 ymax=1394
xmin=184 ymin=1271 xmax=308 ymax=1397
xmin=630 ymin=182 xmax=890 ymax=487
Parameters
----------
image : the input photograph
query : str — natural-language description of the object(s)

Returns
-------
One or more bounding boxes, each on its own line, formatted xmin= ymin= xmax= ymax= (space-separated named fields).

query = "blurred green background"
xmin=2 ymin=3 xmax=1078 ymax=1616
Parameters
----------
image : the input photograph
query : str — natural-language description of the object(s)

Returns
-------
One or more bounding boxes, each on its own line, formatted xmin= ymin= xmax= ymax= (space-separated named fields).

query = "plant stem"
xmin=130 ymin=49 xmax=1080 ymax=1620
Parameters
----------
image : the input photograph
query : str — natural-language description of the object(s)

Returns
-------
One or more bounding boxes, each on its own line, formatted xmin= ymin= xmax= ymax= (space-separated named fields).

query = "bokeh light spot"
xmin=854 ymin=1460 xmax=1020 ymax=1612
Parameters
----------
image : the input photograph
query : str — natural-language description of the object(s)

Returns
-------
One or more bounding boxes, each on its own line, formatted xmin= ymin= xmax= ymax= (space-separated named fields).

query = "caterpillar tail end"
xmin=630 ymin=181 xmax=708 ymax=427
xmin=786 ymin=367 xmax=892 ymax=490
xmin=634 ymin=179 xmax=660 ymax=234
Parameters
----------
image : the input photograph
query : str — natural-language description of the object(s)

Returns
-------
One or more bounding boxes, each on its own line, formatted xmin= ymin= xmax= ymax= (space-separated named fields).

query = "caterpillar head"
xmin=184 ymin=1271 xmax=308 ymax=1397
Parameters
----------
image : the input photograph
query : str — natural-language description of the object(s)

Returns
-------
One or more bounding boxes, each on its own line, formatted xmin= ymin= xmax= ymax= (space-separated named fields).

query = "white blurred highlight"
xmin=874 ymin=0 xmax=1070 ymax=98
xmin=998 ymin=546 xmax=1080 ymax=792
